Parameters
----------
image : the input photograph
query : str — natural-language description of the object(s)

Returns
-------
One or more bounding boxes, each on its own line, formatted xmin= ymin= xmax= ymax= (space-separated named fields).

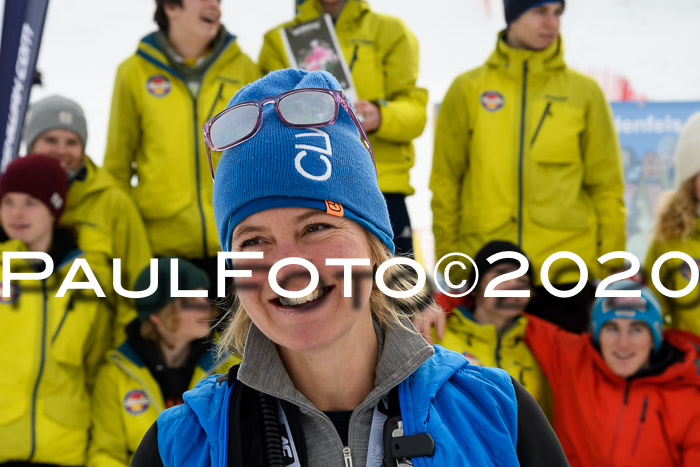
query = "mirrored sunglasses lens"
xmin=210 ymin=104 xmax=259 ymax=148
xmin=278 ymin=91 xmax=336 ymax=125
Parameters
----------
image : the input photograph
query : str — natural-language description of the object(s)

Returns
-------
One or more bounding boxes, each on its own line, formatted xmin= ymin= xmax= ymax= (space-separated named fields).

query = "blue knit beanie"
xmin=212 ymin=69 xmax=394 ymax=254
xmin=504 ymin=0 xmax=565 ymax=25
xmin=591 ymin=280 xmax=663 ymax=353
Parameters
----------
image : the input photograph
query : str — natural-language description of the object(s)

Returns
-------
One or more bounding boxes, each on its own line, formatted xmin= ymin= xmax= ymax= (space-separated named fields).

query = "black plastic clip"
xmin=382 ymin=415 xmax=435 ymax=466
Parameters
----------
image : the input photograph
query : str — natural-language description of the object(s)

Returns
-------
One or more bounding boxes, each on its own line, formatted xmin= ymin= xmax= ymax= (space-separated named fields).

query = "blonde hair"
xmin=654 ymin=177 xmax=698 ymax=243
xmin=217 ymin=231 xmax=432 ymax=357
xmin=140 ymin=301 xmax=181 ymax=342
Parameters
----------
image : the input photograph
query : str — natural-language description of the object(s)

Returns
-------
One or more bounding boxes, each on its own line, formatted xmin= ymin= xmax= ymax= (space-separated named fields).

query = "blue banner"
xmin=612 ymin=101 xmax=700 ymax=259
xmin=0 ymin=0 xmax=49 ymax=173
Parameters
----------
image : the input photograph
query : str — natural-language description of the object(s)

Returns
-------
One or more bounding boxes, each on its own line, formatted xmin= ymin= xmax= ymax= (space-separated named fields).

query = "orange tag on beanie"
xmin=325 ymin=200 xmax=344 ymax=217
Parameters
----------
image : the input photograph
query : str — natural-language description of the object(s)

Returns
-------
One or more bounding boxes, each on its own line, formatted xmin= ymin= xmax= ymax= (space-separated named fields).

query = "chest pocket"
xmin=207 ymin=76 xmax=243 ymax=120
xmin=50 ymin=295 xmax=85 ymax=367
xmin=46 ymin=294 xmax=94 ymax=429
xmin=199 ymin=77 xmax=243 ymax=186
xmin=529 ymin=100 xmax=585 ymax=163
xmin=346 ymin=40 xmax=381 ymax=100
xmin=527 ymin=100 xmax=590 ymax=229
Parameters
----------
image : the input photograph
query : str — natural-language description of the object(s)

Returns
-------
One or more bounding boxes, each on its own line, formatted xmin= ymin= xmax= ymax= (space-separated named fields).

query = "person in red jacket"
xmin=525 ymin=279 xmax=700 ymax=466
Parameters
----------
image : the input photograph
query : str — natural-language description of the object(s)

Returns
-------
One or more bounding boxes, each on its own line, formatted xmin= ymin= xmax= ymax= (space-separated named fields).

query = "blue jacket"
xmin=155 ymin=346 xmax=519 ymax=466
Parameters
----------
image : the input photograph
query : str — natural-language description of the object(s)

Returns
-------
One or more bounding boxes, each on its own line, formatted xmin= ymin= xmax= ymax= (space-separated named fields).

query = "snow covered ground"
xmin=7 ymin=0 xmax=700 ymax=267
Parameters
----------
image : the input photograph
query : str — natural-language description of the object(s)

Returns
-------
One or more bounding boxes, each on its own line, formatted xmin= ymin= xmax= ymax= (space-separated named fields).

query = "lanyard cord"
xmin=258 ymin=391 xmax=286 ymax=467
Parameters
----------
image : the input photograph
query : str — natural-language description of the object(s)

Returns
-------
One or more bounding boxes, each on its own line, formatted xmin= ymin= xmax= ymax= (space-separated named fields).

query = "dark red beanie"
xmin=0 ymin=155 xmax=69 ymax=222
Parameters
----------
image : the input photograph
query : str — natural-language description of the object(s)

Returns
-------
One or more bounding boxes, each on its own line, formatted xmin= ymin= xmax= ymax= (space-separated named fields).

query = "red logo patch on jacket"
xmin=0 ymin=282 xmax=20 ymax=304
xmin=680 ymin=258 xmax=700 ymax=281
xmin=147 ymin=75 xmax=171 ymax=97
xmin=124 ymin=390 xmax=150 ymax=415
xmin=480 ymin=91 xmax=504 ymax=112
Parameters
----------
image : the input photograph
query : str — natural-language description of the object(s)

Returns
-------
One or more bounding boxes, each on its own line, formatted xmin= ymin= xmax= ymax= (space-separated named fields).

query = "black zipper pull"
xmin=348 ymin=44 xmax=359 ymax=72
xmin=530 ymin=101 xmax=552 ymax=148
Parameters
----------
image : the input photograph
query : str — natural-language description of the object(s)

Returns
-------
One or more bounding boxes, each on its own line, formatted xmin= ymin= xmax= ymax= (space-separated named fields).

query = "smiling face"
xmin=599 ymin=319 xmax=654 ymax=378
xmin=153 ymin=295 xmax=213 ymax=342
xmin=165 ymin=0 xmax=221 ymax=44
xmin=177 ymin=297 xmax=214 ymax=340
xmin=508 ymin=2 xmax=563 ymax=50
xmin=231 ymin=207 xmax=376 ymax=354
xmin=30 ymin=128 xmax=83 ymax=172
xmin=473 ymin=263 xmax=531 ymax=325
xmin=1 ymin=192 xmax=54 ymax=251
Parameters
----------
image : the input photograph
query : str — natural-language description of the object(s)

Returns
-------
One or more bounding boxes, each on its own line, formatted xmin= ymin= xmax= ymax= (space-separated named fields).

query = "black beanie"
xmin=468 ymin=240 xmax=533 ymax=289
xmin=504 ymin=0 xmax=565 ymax=25
xmin=133 ymin=257 xmax=210 ymax=322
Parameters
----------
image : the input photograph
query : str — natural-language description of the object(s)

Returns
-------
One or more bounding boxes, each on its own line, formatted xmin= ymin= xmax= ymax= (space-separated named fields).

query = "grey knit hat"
xmin=24 ymin=95 xmax=87 ymax=152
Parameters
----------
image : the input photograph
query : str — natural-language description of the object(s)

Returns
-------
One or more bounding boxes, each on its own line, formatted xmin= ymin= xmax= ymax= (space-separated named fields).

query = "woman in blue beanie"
xmin=131 ymin=69 xmax=566 ymax=466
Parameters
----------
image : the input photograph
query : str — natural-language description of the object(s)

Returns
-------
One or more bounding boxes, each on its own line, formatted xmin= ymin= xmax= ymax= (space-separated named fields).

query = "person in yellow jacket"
xmin=0 ymin=155 xmax=111 ymax=466
xmin=104 ymin=0 xmax=259 ymax=289
xmin=258 ymin=0 xmax=428 ymax=255
xmin=431 ymin=0 xmax=625 ymax=333
xmin=434 ymin=240 xmax=552 ymax=418
xmin=88 ymin=257 xmax=239 ymax=466
xmin=644 ymin=112 xmax=700 ymax=337
xmin=25 ymin=95 xmax=152 ymax=346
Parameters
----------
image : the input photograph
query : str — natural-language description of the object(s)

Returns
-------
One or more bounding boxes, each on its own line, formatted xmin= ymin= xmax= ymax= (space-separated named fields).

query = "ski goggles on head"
xmin=202 ymin=88 xmax=376 ymax=180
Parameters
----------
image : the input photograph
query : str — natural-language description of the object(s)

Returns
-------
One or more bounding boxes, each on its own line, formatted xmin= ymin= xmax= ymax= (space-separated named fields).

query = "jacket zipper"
xmin=517 ymin=60 xmax=528 ymax=247
xmin=220 ymin=381 xmax=234 ymax=467
xmin=630 ymin=396 xmax=648 ymax=456
xmin=29 ymin=280 xmax=49 ymax=460
xmin=189 ymin=40 xmax=234 ymax=259
xmin=344 ymin=406 xmax=356 ymax=467
xmin=530 ymin=101 xmax=551 ymax=148
xmin=608 ymin=381 xmax=631 ymax=464
xmin=205 ymin=82 xmax=224 ymax=121
xmin=191 ymin=98 xmax=209 ymax=258
xmin=184 ymin=53 xmax=231 ymax=260
xmin=348 ymin=44 xmax=359 ymax=72
xmin=50 ymin=295 xmax=74 ymax=344
xmin=494 ymin=332 xmax=502 ymax=368
xmin=152 ymin=35 xmax=234 ymax=259
xmin=343 ymin=446 xmax=353 ymax=467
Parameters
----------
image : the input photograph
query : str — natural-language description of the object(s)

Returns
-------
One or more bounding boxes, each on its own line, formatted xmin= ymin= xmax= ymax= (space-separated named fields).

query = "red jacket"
xmin=524 ymin=313 xmax=700 ymax=467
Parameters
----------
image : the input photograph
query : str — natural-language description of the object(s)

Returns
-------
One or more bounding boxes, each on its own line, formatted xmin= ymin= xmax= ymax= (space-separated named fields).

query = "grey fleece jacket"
xmin=236 ymin=320 xmax=434 ymax=466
